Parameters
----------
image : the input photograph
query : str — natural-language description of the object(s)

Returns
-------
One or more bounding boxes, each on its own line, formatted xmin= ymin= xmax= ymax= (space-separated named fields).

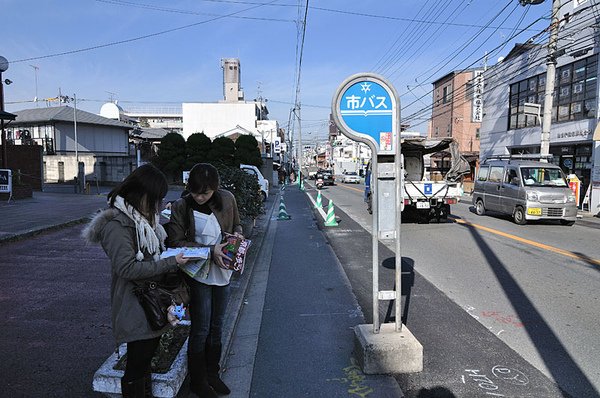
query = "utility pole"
xmin=29 ymin=65 xmax=39 ymax=106
xmin=541 ymin=0 xmax=560 ymax=161
xmin=74 ymin=93 xmax=78 ymax=163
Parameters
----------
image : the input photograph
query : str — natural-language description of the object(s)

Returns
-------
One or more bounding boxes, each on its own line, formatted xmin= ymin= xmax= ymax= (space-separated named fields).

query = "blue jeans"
xmin=187 ymin=278 xmax=230 ymax=354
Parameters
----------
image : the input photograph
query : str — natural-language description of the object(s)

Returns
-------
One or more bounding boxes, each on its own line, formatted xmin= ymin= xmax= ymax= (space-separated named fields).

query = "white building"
xmin=100 ymin=102 xmax=183 ymax=133
xmin=182 ymin=58 xmax=281 ymax=153
xmin=480 ymin=0 xmax=600 ymax=212
xmin=182 ymin=101 xmax=264 ymax=139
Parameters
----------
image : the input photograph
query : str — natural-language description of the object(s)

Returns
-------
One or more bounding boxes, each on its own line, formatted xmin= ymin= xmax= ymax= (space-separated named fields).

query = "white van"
xmin=240 ymin=164 xmax=269 ymax=201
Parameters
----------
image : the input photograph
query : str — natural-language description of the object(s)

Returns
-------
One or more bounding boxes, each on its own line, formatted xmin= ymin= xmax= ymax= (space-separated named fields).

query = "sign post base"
xmin=353 ymin=323 xmax=423 ymax=374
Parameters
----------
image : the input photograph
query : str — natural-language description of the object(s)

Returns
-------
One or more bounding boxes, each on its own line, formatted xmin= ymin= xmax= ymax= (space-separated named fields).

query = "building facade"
xmin=7 ymin=106 xmax=133 ymax=184
xmin=430 ymin=69 xmax=483 ymax=180
xmin=479 ymin=0 xmax=599 ymax=211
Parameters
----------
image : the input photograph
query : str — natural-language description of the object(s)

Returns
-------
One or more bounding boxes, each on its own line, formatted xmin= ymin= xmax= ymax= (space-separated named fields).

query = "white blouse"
xmin=192 ymin=210 xmax=232 ymax=286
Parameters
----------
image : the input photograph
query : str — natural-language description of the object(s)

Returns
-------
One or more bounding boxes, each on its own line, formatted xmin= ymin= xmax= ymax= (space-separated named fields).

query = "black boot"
xmin=121 ymin=377 xmax=146 ymax=398
xmin=144 ymin=369 xmax=153 ymax=398
xmin=188 ymin=351 xmax=218 ymax=398
xmin=205 ymin=343 xmax=230 ymax=395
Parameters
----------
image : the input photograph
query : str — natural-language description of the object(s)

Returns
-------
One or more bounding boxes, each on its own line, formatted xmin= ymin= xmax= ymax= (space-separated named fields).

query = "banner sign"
xmin=472 ymin=70 xmax=484 ymax=122
xmin=0 ymin=169 xmax=12 ymax=194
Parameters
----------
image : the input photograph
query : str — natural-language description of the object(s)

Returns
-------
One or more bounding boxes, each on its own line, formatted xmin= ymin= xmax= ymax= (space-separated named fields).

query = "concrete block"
xmin=354 ymin=323 xmax=423 ymax=374
xmin=93 ymin=330 xmax=189 ymax=398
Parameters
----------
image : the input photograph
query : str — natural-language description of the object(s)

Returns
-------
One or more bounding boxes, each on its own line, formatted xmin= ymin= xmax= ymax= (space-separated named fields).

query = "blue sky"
xmin=1 ymin=0 xmax=550 ymax=138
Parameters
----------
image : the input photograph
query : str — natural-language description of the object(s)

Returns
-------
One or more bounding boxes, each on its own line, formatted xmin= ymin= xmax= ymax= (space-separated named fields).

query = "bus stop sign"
xmin=331 ymin=73 xmax=399 ymax=155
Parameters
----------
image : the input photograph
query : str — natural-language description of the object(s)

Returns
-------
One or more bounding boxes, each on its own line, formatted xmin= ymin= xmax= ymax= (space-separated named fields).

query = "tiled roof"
xmin=12 ymin=106 xmax=132 ymax=129
xmin=132 ymin=128 xmax=171 ymax=140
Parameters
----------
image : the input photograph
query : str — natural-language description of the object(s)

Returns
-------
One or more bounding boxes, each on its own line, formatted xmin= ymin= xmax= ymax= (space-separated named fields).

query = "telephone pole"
xmin=540 ymin=0 xmax=560 ymax=161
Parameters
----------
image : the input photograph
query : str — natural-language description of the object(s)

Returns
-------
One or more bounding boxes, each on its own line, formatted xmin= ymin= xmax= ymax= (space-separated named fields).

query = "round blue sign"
xmin=332 ymin=74 xmax=399 ymax=154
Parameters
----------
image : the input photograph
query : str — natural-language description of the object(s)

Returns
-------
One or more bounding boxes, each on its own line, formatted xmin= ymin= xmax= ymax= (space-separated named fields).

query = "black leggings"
xmin=123 ymin=337 xmax=160 ymax=382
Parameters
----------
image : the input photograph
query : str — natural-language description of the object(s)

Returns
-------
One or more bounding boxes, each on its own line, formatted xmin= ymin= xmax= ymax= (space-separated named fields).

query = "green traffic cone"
xmin=277 ymin=197 xmax=291 ymax=220
xmin=315 ymin=190 xmax=322 ymax=209
xmin=324 ymin=200 xmax=338 ymax=227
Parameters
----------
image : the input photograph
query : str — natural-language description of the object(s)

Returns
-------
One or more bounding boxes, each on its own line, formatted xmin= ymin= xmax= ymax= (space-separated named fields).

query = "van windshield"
xmin=520 ymin=167 xmax=568 ymax=187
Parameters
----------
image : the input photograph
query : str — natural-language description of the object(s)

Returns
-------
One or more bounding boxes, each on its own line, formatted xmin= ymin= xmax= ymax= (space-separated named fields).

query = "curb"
xmin=220 ymin=191 xmax=279 ymax=374
xmin=0 ymin=216 xmax=92 ymax=244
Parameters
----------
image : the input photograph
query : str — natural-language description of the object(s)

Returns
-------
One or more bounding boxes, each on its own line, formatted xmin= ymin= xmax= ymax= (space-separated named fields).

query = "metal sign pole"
xmin=331 ymin=73 xmax=401 ymax=334
xmin=371 ymin=152 xmax=380 ymax=333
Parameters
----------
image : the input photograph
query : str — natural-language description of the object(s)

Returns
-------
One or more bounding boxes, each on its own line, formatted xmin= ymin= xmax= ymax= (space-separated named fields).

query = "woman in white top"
xmin=165 ymin=163 xmax=243 ymax=398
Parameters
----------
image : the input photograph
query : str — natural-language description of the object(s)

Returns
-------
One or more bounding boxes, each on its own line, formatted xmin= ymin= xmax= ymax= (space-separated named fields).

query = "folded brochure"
xmin=221 ymin=233 xmax=252 ymax=273
xmin=161 ymin=247 xmax=210 ymax=259
xmin=160 ymin=247 xmax=211 ymax=278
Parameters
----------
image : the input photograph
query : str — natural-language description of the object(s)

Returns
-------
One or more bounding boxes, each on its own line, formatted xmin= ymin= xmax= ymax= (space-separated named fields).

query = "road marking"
xmin=337 ymin=183 xmax=364 ymax=194
xmin=452 ymin=217 xmax=600 ymax=267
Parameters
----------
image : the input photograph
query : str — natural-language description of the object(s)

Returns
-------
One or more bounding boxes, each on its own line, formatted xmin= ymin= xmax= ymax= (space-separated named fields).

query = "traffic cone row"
xmin=277 ymin=197 xmax=291 ymax=220
xmin=324 ymin=200 xmax=338 ymax=227
xmin=315 ymin=190 xmax=322 ymax=209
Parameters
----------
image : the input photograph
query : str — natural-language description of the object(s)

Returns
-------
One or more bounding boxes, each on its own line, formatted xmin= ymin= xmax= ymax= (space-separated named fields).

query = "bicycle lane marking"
xmin=451 ymin=217 xmax=600 ymax=268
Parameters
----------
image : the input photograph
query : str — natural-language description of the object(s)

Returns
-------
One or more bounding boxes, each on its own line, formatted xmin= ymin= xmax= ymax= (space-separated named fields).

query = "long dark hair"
xmin=187 ymin=163 xmax=222 ymax=211
xmin=108 ymin=163 xmax=168 ymax=219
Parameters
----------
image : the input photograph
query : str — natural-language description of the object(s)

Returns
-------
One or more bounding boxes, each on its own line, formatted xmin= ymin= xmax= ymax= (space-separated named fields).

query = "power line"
xmin=402 ymin=6 xmax=600 ymax=124
xmin=12 ymin=0 xmax=283 ymax=63
xmin=94 ymin=0 xmax=295 ymax=22
xmin=380 ymin=0 xmax=474 ymax=77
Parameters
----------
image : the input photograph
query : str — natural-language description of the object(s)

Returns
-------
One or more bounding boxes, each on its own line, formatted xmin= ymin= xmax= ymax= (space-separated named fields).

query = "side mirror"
xmin=512 ymin=177 xmax=521 ymax=185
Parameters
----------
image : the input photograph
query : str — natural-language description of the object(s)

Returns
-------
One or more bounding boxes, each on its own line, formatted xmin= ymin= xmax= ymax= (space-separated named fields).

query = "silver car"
xmin=341 ymin=171 xmax=361 ymax=184
xmin=472 ymin=158 xmax=577 ymax=225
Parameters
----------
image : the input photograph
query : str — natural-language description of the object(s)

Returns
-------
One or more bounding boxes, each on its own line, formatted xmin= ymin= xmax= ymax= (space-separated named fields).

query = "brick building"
xmin=430 ymin=70 xmax=483 ymax=180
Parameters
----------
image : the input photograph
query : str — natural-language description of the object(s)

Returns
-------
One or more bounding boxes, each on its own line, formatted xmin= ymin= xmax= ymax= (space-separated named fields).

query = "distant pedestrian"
xmin=278 ymin=167 xmax=286 ymax=185
xmin=83 ymin=164 xmax=189 ymax=397
xmin=165 ymin=163 xmax=243 ymax=398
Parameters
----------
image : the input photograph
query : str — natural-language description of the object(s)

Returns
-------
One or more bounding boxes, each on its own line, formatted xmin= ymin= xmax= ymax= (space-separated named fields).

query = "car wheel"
xmin=560 ymin=220 xmax=575 ymax=226
xmin=475 ymin=200 xmax=485 ymax=216
xmin=513 ymin=206 xmax=527 ymax=225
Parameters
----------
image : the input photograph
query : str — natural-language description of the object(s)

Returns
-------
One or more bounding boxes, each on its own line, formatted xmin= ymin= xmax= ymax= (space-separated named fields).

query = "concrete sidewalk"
xmin=223 ymin=186 xmax=402 ymax=397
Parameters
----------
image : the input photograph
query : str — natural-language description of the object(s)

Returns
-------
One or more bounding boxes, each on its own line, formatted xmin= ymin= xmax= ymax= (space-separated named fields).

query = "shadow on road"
xmin=465 ymin=220 xmax=597 ymax=397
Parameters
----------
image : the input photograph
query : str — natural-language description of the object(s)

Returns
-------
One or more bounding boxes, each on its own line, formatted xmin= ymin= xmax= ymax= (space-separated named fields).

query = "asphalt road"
xmin=312 ymin=181 xmax=600 ymax=398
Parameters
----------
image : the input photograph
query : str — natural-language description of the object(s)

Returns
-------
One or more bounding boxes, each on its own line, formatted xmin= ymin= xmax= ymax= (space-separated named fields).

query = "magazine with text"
xmin=221 ymin=233 xmax=252 ymax=273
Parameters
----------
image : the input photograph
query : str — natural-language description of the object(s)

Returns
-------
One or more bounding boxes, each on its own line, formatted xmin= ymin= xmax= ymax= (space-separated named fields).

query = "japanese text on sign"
xmin=337 ymin=79 xmax=395 ymax=154
xmin=344 ymin=82 xmax=389 ymax=113
xmin=472 ymin=70 xmax=484 ymax=123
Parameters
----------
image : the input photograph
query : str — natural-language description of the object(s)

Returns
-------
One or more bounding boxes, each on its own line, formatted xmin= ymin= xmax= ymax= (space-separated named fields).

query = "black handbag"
xmin=133 ymin=272 xmax=190 ymax=331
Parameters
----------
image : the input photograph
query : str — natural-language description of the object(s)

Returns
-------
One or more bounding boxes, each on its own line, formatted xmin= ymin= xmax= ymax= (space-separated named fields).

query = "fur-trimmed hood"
xmin=82 ymin=208 xmax=127 ymax=244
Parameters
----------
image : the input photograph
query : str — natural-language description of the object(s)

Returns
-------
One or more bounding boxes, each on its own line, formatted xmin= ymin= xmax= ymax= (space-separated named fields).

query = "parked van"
xmin=472 ymin=156 xmax=577 ymax=225
xmin=240 ymin=164 xmax=269 ymax=201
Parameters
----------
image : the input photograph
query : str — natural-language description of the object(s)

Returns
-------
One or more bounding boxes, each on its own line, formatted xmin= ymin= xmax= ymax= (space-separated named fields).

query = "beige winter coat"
xmin=83 ymin=208 xmax=179 ymax=344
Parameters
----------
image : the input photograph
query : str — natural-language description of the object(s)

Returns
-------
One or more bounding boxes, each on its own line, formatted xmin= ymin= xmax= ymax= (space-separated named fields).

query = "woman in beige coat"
xmin=84 ymin=164 xmax=188 ymax=397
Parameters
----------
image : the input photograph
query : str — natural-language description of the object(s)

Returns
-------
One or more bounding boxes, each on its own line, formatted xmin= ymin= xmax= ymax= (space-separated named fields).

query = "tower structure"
xmin=221 ymin=58 xmax=244 ymax=102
